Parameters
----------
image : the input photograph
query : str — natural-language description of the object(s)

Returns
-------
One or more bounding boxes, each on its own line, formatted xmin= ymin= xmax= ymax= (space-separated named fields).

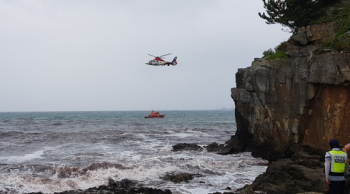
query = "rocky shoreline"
xmin=173 ymin=143 xmax=350 ymax=194
xmin=28 ymin=142 xmax=341 ymax=194
xmin=26 ymin=142 xmax=267 ymax=194
xmin=235 ymin=149 xmax=350 ymax=194
xmin=227 ymin=1 xmax=350 ymax=192
xmin=172 ymin=143 xmax=350 ymax=194
xmin=29 ymin=2 xmax=350 ymax=193
xmin=26 ymin=143 xmax=236 ymax=194
xmin=29 ymin=178 xmax=172 ymax=194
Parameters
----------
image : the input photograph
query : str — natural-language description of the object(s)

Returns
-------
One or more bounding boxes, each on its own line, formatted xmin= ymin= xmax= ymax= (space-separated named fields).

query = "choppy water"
xmin=0 ymin=111 xmax=267 ymax=194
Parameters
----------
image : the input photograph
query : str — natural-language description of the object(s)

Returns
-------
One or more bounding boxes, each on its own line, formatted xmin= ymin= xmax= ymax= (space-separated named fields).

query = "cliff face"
xmin=230 ymin=23 xmax=350 ymax=161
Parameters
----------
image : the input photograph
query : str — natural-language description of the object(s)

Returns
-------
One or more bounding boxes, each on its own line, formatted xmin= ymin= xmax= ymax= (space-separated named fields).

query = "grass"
xmin=268 ymin=51 xmax=288 ymax=59
xmin=262 ymin=46 xmax=288 ymax=60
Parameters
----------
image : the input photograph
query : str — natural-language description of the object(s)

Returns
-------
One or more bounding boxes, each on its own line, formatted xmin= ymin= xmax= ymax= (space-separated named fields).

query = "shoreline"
xmin=23 ymin=142 xmax=267 ymax=194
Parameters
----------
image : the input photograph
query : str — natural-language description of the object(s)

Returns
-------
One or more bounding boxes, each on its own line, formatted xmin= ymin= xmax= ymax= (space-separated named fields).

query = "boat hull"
xmin=144 ymin=115 xmax=165 ymax=118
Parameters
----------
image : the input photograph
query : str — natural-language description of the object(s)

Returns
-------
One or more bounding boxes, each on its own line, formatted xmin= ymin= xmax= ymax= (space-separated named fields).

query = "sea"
xmin=0 ymin=110 xmax=268 ymax=194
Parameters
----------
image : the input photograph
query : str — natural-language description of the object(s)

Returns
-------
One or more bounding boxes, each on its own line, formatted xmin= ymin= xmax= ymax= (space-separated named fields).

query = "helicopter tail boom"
xmin=165 ymin=57 xmax=177 ymax=66
xmin=171 ymin=57 xmax=177 ymax=66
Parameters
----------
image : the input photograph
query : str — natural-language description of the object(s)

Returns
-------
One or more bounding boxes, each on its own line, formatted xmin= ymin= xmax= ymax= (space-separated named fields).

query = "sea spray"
xmin=0 ymin=111 xmax=268 ymax=193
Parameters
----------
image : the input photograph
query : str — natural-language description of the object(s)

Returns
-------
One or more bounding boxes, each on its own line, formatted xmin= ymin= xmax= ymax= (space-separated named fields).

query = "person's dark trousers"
xmin=329 ymin=180 xmax=345 ymax=194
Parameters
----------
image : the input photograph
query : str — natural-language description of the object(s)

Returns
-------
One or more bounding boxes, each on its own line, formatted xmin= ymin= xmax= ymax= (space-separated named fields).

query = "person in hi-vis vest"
xmin=325 ymin=138 xmax=347 ymax=194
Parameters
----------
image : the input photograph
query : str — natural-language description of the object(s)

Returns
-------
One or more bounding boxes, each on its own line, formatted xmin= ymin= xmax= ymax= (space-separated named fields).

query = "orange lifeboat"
xmin=144 ymin=110 xmax=165 ymax=118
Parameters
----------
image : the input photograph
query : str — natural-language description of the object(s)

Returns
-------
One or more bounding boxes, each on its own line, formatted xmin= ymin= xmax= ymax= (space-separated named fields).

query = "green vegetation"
xmin=269 ymin=51 xmax=288 ymax=59
xmin=312 ymin=3 xmax=350 ymax=52
xmin=262 ymin=47 xmax=288 ymax=60
xmin=260 ymin=1 xmax=350 ymax=54
xmin=259 ymin=0 xmax=339 ymax=32
xmin=262 ymin=48 xmax=274 ymax=58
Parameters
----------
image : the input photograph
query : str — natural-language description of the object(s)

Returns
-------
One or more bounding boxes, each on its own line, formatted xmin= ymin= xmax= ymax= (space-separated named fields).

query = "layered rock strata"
xmin=224 ymin=8 xmax=350 ymax=192
xmin=229 ymin=22 xmax=350 ymax=161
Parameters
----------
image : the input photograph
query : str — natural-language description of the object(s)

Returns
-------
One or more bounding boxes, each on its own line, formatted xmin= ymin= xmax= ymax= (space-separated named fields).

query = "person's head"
xmin=329 ymin=138 xmax=340 ymax=149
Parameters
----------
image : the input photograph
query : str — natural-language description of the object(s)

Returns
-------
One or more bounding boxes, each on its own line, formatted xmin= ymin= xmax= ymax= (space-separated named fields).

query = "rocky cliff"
xmin=225 ymin=2 xmax=350 ymax=193
xmin=229 ymin=23 xmax=350 ymax=161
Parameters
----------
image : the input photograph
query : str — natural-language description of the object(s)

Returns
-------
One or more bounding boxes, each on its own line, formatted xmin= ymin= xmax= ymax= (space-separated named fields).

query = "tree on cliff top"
xmin=259 ymin=0 xmax=339 ymax=32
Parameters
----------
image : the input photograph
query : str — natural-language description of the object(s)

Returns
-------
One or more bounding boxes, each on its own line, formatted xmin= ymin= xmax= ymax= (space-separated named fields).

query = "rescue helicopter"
xmin=145 ymin=53 xmax=177 ymax=66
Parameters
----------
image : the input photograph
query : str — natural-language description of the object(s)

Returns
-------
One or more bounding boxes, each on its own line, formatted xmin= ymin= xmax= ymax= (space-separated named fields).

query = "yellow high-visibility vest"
xmin=329 ymin=150 xmax=347 ymax=176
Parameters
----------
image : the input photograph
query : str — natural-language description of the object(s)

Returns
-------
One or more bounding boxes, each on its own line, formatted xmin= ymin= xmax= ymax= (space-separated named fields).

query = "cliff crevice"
xmin=226 ymin=1 xmax=350 ymax=193
xmin=230 ymin=50 xmax=350 ymax=161
xmin=228 ymin=30 xmax=350 ymax=194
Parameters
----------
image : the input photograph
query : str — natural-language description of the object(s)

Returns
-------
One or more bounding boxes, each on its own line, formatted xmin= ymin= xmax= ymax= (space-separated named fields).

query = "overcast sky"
xmin=0 ymin=0 xmax=291 ymax=112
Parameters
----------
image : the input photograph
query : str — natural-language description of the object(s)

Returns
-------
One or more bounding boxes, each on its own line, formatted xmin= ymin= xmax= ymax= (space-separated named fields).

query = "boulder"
xmin=172 ymin=143 xmax=203 ymax=152
xmin=207 ymin=142 xmax=225 ymax=152
xmin=235 ymin=152 xmax=330 ymax=194
xmin=217 ymin=135 xmax=245 ymax=155
xmin=159 ymin=172 xmax=202 ymax=183
xmin=29 ymin=178 xmax=172 ymax=194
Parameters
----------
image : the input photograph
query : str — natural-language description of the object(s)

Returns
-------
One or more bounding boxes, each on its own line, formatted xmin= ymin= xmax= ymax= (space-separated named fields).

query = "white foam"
xmin=164 ymin=132 xmax=193 ymax=138
xmin=94 ymin=144 xmax=112 ymax=151
xmin=0 ymin=150 xmax=44 ymax=163
xmin=0 ymin=162 xmax=181 ymax=193
xmin=0 ymin=152 xmax=268 ymax=194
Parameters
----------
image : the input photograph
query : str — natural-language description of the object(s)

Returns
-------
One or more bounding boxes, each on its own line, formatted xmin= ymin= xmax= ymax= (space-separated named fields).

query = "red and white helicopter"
xmin=145 ymin=53 xmax=177 ymax=66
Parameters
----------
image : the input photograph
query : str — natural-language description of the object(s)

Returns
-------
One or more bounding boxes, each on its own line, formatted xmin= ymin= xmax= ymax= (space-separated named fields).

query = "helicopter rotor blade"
xmin=159 ymin=53 xmax=171 ymax=57
xmin=148 ymin=54 xmax=157 ymax=58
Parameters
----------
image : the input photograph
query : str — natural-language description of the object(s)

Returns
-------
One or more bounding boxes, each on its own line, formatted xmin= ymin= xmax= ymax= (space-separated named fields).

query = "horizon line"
xmin=0 ymin=108 xmax=235 ymax=113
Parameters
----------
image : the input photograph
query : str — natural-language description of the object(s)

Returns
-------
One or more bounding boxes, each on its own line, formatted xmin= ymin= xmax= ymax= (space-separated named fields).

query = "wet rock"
xmin=27 ymin=178 xmax=172 ymax=194
xmin=235 ymin=151 xmax=350 ymax=194
xmin=57 ymin=166 xmax=79 ymax=178
xmin=207 ymin=142 xmax=225 ymax=152
xmin=80 ymin=162 xmax=128 ymax=174
xmin=217 ymin=135 xmax=245 ymax=155
xmin=160 ymin=172 xmax=203 ymax=183
xmin=298 ymin=193 xmax=324 ymax=194
xmin=172 ymin=143 xmax=203 ymax=152
xmin=107 ymin=178 xmax=137 ymax=189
